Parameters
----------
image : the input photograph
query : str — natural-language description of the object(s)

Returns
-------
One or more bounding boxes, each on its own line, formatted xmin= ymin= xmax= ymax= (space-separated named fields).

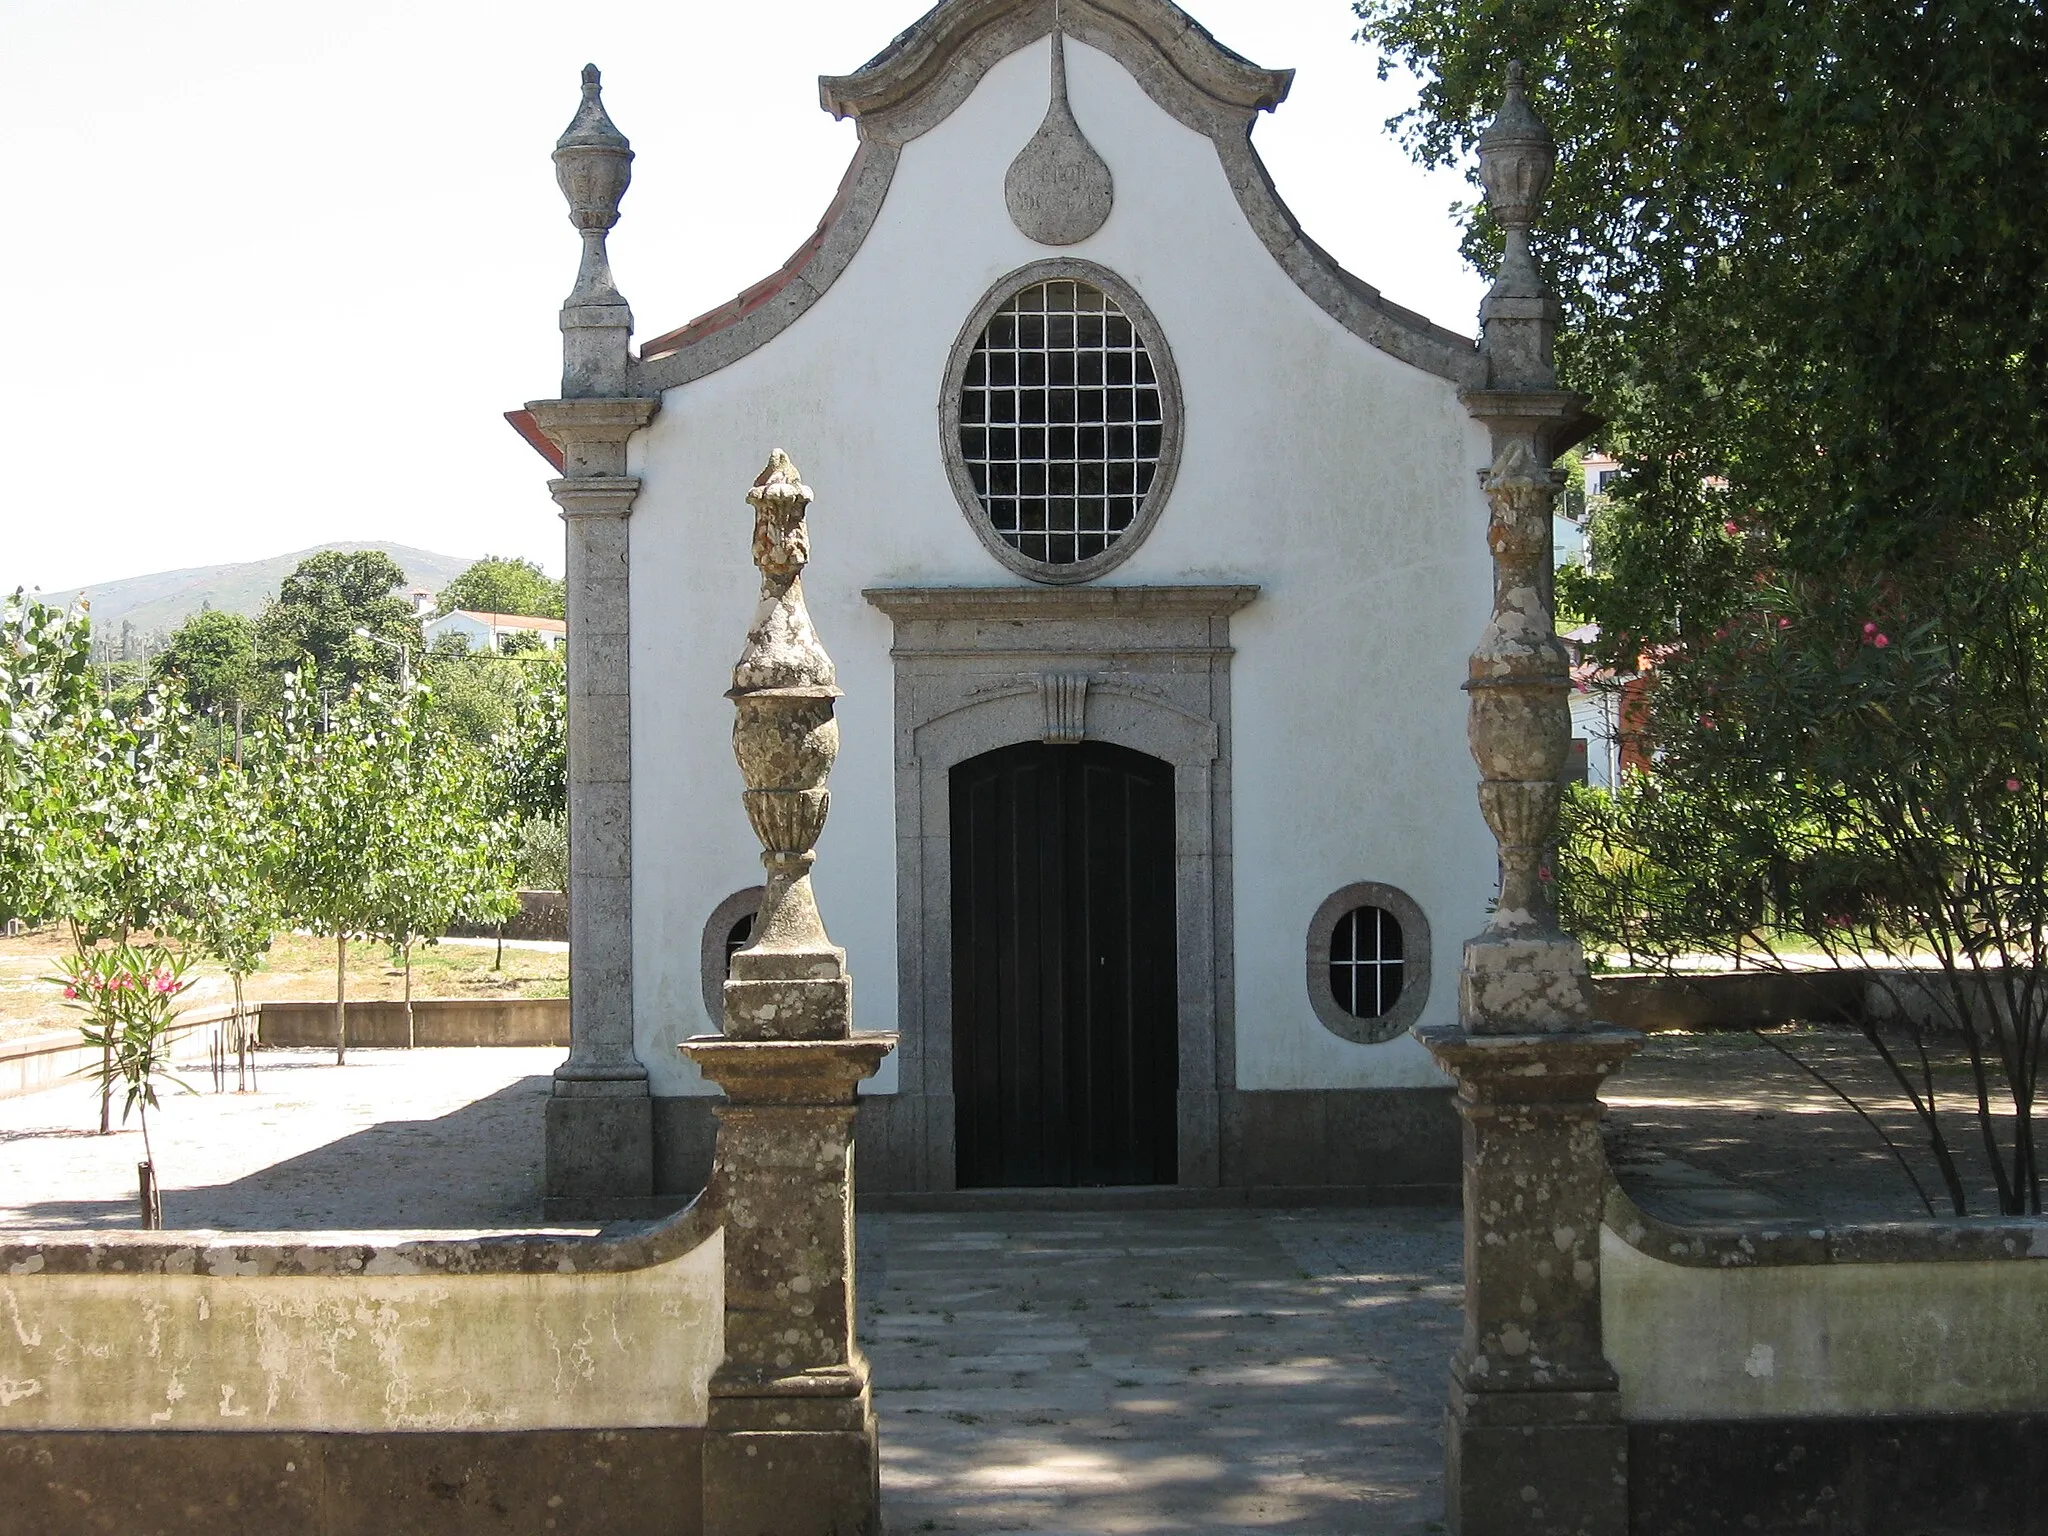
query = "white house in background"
xmin=422 ymin=609 xmax=565 ymax=653
xmin=513 ymin=0 xmax=1595 ymax=1206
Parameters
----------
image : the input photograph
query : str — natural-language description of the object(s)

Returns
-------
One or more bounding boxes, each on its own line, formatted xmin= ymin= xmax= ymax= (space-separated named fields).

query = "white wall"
xmin=627 ymin=35 xmax=1495 ymax=1097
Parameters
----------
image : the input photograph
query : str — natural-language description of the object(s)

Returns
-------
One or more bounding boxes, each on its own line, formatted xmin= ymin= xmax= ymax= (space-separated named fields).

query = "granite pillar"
xmin=529 ymin=67 xmax=663 ymax=1216
xmin=1421 ymin=63 xmax=1644 ymax=1536
xmin=682 ymin=451 xmax=894 ymax=1534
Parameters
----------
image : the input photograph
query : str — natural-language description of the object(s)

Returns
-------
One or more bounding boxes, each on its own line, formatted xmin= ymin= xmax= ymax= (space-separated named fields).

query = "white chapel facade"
xmin=519 ymin=0 xmax=1520 ymax=1211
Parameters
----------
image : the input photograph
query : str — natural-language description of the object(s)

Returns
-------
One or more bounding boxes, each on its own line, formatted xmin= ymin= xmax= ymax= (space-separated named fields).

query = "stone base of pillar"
xmin=1458 ymin=931 xmax=1598 ymax=1033
xmin=542 ymin=1093 xmax=653 ymax=1220
xmin=1445 ymin=1390 xmax=1628 ymax=1536
xmin=701 ymin=1388 xmax=880 ymax=1536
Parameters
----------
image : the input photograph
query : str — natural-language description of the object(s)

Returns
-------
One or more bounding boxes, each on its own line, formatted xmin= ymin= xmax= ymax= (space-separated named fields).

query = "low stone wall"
xmin=1603 ymin=1182 xmax=2048 ymax=1531
xmin=257 ymin=997 xmax=568 ymax=1048
xmin=0 ymin=1004 xmax=244 ymax=1102
xmin=445 ymin=888 xmax=568 ymax=942
xmin=1592 ymin=969 xmax=1864 ymax=1032
xmin=0 ymin=1208 xmax=723 ymax=1531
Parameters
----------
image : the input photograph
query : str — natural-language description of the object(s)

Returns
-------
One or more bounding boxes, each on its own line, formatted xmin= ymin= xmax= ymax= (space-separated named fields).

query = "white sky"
xmin=0 ymin=0 xmax=1484 ymax=594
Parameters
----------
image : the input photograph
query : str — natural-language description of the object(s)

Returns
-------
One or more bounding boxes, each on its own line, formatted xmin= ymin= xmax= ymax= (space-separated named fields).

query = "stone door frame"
xmin=863 ymin=584 xmax=1256 ymax=1191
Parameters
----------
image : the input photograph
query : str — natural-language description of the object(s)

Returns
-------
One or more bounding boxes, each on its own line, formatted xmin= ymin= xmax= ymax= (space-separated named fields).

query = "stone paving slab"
xmin=1603 ymin=1025 xmax=2012 ymax=1220
xmin=860 ymin=1209 xmax=1463 ymax=1534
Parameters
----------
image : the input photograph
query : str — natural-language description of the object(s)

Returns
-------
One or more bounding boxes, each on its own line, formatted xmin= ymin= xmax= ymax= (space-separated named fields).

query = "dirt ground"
xmin=0 ymin=926 xmax=567 ymax=1044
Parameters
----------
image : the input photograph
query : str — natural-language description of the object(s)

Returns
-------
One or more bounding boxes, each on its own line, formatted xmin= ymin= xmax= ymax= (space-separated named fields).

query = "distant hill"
xmin=35 ymin=543 xmax=482 ymax=641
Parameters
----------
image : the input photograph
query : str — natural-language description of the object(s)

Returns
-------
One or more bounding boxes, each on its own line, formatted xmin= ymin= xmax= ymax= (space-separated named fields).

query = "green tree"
xmin=1353 ymin=0 xmax=2048 ymax=622
xmin=256 ymin=550 xmax=419 ymax=688
xmin=1356 ymin=2 xmax=2048 ymax=1212
xmin=489 ymin=658 xmax=568 ymax=823
xmin=264 ymin=673 xmax=404 ymax=1065
xmin=371 ymin=696 xmax=519 ymax=1045
xmin=0 ymin=593 xmax=96 ymax=924
xmin=435 ymin=555 xmax=564 ymax=621
xmin=56 ymin=944 xmax=196 ymax=1227
xmin=152 ymin=610 xmax=256 ymax=716
xmin=163 ymin=752 xmax=280 ymax=1090
xmin=1 ymin=603 xmax=207 ymax=1128
xmin=423 ymin=649 xmax=536 ymax=748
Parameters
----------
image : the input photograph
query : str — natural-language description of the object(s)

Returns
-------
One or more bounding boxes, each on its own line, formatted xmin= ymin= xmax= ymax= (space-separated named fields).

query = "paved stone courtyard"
xmin=861 ymin=1209 xmax=1462 ymax=1535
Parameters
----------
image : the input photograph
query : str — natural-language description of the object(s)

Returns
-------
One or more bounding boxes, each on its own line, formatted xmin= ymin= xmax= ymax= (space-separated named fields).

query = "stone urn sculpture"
xmin=682 ymin=450 xmax=893 ymax=1536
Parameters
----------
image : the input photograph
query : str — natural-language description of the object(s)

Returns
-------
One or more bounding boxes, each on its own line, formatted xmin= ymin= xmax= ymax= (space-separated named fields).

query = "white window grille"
xmin=957 ymin=279 xmax=1165 ymax=567
xmin=1329 ymin=904 xmax=1405 ymax=1019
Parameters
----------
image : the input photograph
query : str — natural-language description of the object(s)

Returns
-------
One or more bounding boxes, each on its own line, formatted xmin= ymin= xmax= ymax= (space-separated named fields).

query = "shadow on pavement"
xmin=6 ymin=1073 xmax=552 ymax=1232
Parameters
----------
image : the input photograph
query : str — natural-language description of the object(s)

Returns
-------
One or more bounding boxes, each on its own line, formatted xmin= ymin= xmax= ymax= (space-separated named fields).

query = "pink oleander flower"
xmin=62 ymin=985 xmax=76 ymax=999
xmin=1537 ymin=866 xmax=1554 ymax=883
xmin=1699 ymin=714 xmax=1716 ymax=729
xmin=1778 ymin=618 xmax=1792 ymax=629
xmin=1873 ymin=633 xmax=1889 ymax=648
xmin=1723 ymin=521 xmax=1740 ymax=536
xmin=2008 ymin=778 xmax=2023 ymax=792
xmin=1863 ymin=621 xmax=1878 ymax=635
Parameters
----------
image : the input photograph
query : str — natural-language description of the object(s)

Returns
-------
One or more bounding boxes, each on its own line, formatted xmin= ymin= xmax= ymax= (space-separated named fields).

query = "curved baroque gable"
xmin=633 ymin=0 xmax=1481 ymax=395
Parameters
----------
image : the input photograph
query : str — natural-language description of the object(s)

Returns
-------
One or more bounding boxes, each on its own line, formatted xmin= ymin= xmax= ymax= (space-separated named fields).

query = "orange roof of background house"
xmin=438 ymin=610 xmax=567 ymax=633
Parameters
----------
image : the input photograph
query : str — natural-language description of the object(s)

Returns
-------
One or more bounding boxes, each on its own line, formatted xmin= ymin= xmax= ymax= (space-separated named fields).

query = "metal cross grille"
xmin=958 ymin=279 xmax=1164 ymax=567
xmin=1330 ymin=905 xmax=1405 ymax=1019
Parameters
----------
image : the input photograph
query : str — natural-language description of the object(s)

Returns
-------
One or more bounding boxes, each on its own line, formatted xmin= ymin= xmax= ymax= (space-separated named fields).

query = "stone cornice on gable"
xmin=820 ymin=0 xmax=1292 ymax=144
xmin=631 ymin=0 xmax=1482 ymax=397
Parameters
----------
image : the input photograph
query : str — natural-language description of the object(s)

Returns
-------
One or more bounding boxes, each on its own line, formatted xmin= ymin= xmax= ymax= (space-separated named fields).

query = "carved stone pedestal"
xmin=1419 ymin=1025 xmax=1642 ymax=1536
xmin=683 ymin=1032 xmax=893 ymax=1536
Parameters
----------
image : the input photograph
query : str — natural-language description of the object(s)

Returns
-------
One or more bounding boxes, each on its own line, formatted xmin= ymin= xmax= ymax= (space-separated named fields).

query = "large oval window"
xmin=943 ymin=261 xmax=1181 ymax=584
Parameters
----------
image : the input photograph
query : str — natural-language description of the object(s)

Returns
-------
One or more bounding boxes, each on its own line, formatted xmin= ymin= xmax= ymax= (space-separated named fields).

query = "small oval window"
xmin=725 ymin=913 xmax=754 ymax=970
xmin=700 ymin=887 xmax=765 ymax=1029
xmin=1329 ymin=904 xmax=1404 ymax=1019
xmin=1307 ymin=883 xmax=1431 ymax=1045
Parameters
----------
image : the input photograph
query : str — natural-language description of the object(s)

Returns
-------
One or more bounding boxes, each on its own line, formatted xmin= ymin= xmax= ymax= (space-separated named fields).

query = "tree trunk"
xmin=137 ymin=1101 xmax=160 ymax=1229
xmin=76 ymin=920 xmax=111 ymax=1136
xmin=495 ymin=922 xmax=505 ymax=971
xmin=98 ymin=1037 xmax=112 ymax=1135
xmin=404 ymin=941 xmax=415 ymax=1049
xmin=233 ymin=971 xmax=252 ymax=1092
xmin=137 ymin=1161 xmax=161 ymax=1230
xmin=335 ymin=932 xmax=348 ymax=1066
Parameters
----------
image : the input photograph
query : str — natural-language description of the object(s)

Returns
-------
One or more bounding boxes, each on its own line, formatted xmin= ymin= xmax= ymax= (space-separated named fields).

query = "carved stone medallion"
xmin=1004 ymin=26 xmax=1114 ymax=246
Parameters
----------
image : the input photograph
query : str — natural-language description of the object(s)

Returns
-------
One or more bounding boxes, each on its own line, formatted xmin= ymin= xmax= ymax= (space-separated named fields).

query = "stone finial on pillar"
xmin=1425 ymin=64 xmax=1644 ymax=1536
xmin=553 ymin=64 xmax=635 ymax=397
xmin=682 ymin=451 xmax=894 ymax=1536
xmin=1476 ymin=61 xmax=1562 ymax=391
xmin=1458 ymin=63 xmax=1595 ymax=1035
xmin=723 ymin=449 xmax=850 ymax=1036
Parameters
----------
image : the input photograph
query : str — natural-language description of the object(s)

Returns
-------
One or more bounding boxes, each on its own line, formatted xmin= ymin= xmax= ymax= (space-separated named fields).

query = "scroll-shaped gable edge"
xmin=633 ymin=0 xmax=1482 ymax=395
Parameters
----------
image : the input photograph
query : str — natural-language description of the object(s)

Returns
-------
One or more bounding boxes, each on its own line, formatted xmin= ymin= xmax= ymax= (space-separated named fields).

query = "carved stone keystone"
xmin=683 ymin=450 xmax=894 ymax=1536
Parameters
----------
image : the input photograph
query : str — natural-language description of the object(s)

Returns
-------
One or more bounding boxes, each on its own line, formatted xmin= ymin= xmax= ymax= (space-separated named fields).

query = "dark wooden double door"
xmin=951 ymin=740 xmax=1178 ymax=1187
